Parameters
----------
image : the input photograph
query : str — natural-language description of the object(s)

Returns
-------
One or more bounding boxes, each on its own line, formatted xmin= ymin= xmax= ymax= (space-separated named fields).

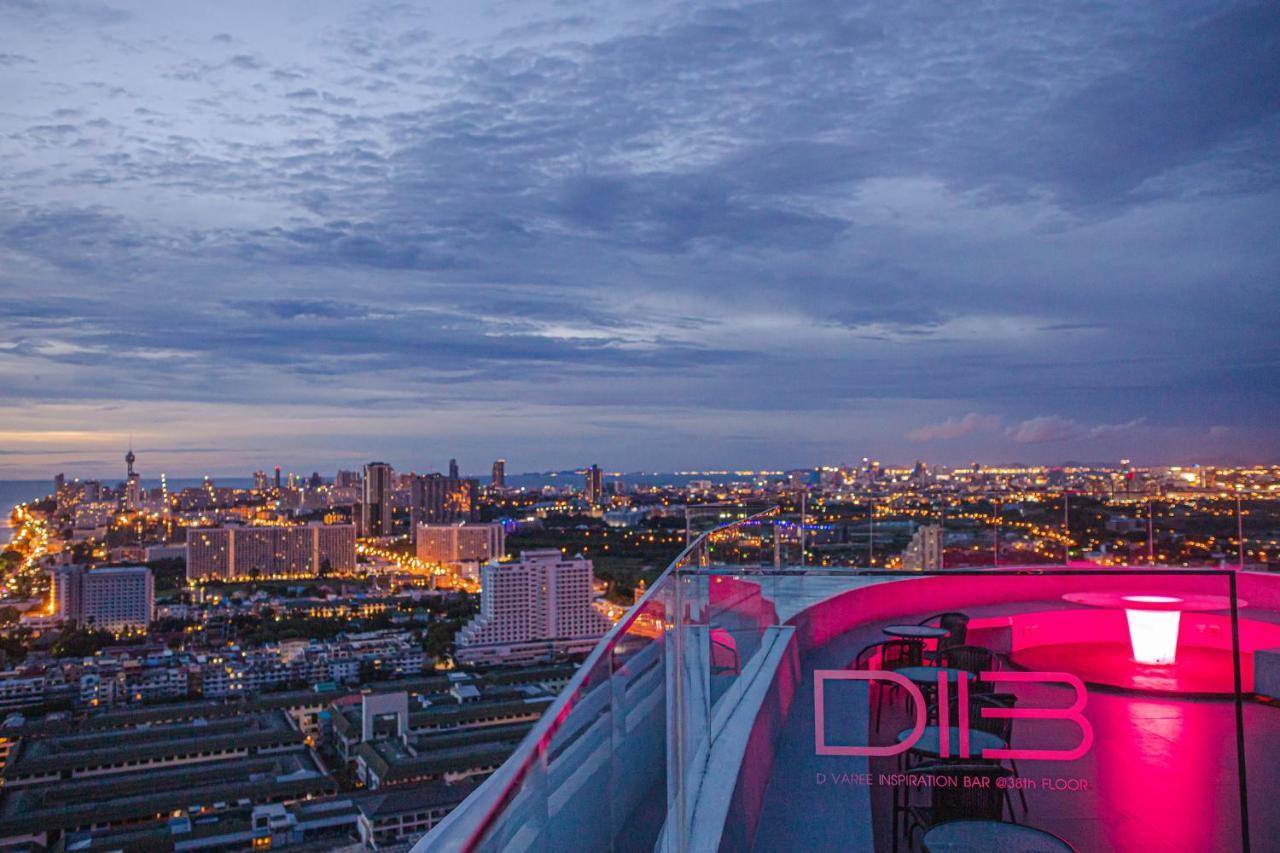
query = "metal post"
xmin=867 ymin=496 xmax=874 ymax=568
xmin=1063 ymin=490 xmax=1070 ymax=564
xmin=939 ymin=500 xmax=946 ymax=570
xmin=671 ymin=569 xmax=687 ymax=853
xmin=1237 ymin=491 xmax=1245 ymax=569
xmin=799 ymin=490 xmax=806 ymax=568
xmin=1147 ymin=497 xmax=1155 ymax=565
xmin=993 ymin=499 xmax=1000 ymax=567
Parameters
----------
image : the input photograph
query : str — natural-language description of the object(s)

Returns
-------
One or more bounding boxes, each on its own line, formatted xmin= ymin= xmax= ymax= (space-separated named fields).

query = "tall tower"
xmin=492 ymin=459 xmax=506 ymax=490
xmin=449 ymin=458 xmax=460 ymax=480
xmin=362 ymin=462 xmax=393 ymax=537
xmin=124 ymin=445 xmax=141 ymax=510
xmin=585 ymin=464 xmax=604 ymax=506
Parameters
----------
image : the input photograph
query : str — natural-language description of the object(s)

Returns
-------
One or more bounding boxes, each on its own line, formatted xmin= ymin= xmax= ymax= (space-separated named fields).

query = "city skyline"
xmin=4 ymin=449 xmax=1279 ymax=485
xmin=2 ymin=1 xmax=1278 ymax=475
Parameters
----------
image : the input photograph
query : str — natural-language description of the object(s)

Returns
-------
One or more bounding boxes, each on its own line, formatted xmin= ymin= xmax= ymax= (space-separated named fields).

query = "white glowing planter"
xmin=1122 ymin=596 xmax=1183 ymax=665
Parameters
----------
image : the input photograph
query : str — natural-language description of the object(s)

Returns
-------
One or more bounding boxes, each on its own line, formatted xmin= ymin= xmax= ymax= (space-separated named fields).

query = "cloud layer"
xmin=0 ymin=0 xmax=1277 ymax=476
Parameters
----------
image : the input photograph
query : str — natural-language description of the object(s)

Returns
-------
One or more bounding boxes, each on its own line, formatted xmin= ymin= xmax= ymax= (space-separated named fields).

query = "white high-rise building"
xmin=416 ymin=522 xmax=505 ymax=567
xmin=455 ymin=549 xmax=612 ymax=664
xmin=902 ymin=524 xmax=944 ymax=571
xmin=49 ymin=565 xmax=153 ymax=632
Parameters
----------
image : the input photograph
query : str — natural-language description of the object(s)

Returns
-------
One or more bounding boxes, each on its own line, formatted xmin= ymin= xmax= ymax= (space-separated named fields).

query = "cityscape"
xmin=0 ymin=452 xmax=1278 ymax=849
xmin=2 ymin=0 xmax=1278 ymax=851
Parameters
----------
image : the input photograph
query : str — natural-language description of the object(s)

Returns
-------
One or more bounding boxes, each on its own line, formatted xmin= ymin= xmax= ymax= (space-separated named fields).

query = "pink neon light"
xmin=978 ymin=671 xmax=1094 ymax=761
xmin=813 ymin=670 xmax=1093 ymax=761
xmin=813 ymin=670 xmax=926 ymax=757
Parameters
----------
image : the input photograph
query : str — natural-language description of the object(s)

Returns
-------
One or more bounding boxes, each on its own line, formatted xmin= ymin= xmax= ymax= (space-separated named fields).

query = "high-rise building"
xmin=362 ymin=462 xmax=393 ymax=537
xmin=253 ymin=470 xmax=271 ymax=492
xmin=274 ymin=466 xmax=282 ymax=491
xmin=585 ymin=464 xmax=604 ymax=506
xmin=416 ymin=522 xmax=505 ymax=567
xmin=49 ymin=565 xmax=153 ymax=632
xmin=448 ymin=458 xmax=459 ymax=480
xmin=491 ymin=459 xmax=506 ymax=490
xmin=455 ymin=550 xmax=612 ymax=664
xmin=185 ymin=524 xmax=357 ymax=581
xmin=409 ymin=474 xmax=479 ymax=539
xmin=902 ymin=524 xmax=944 ymax=571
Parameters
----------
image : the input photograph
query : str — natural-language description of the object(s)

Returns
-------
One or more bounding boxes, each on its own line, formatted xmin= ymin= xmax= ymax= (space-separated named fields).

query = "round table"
xmin=896 ymin=666 xmax=974 ymax=685
xmin=922 ymin=819 xmax=1074 ymax=852
xmin=895 ymin=667 xmax=975 ymax=723
xmin=885 ymin=624 xmax=950 ymax=639
xmin=896 ymin=725 xmax=1006 ymax=758
xmin=1062 ymin=591 xmax=1241 ymax=666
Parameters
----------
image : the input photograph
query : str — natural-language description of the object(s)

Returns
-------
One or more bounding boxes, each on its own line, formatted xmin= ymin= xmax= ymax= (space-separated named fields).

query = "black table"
xmin=896 ymin=666 xmax=973 ymax=685
xmin=922 ymin=819 xmax=1074 ymax=852
xmin=884 ymin=624 xmax=950 ymax=639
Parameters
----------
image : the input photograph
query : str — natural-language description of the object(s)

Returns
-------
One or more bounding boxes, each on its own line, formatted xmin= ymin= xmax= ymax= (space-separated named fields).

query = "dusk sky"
xmin=1 ymin=0 xmax=1277 ymax=479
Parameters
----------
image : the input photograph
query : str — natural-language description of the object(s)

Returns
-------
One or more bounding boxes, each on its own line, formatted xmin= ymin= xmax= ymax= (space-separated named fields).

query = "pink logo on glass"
xmin=813 ymin=669 xmax=1094 ymax=760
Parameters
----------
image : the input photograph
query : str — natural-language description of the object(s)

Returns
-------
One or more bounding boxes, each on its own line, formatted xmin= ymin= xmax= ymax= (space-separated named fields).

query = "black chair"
xmin=904 ymin=763 xmax=1012 ymax=848
xmin=919 ymin=612 xmax=969 ymax=663
xmin=945 ymin=692 xmax=1028 ymax=816
xmin=853 ymin=639 xmax=924 ymax=731
xmin=940 ymin=644 xmax=996 ymax=678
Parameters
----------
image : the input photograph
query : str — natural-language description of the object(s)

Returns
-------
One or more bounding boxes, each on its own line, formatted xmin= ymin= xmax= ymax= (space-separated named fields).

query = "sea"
xmin=0 ymin=480 xmax=50 ymax=534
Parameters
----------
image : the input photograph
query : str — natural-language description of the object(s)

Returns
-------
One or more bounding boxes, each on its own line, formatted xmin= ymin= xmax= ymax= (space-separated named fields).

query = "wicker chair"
xmin=918 ymin=612 xmax=969 ymax=663
xmin=904 ymin=763 xmax=1012 ymax=849
xmin=853 ymin=639 xmax=924 ymax=731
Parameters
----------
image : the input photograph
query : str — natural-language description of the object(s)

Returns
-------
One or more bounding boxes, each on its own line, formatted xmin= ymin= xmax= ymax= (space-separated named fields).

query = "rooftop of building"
xmin=354 ymin=725 xmax=531 ymax=781
xmin=354 ymin=780 xmax=478 ymax=819
xmin=331 ymin=684 xmax=557 ymax=738
xmin=4 ymin=707 xmax=298 ymax=777
xmin=52 ymin=796 xmax=362 ymax=853
xmin=0 ymin=749 xmax=332 ymax=836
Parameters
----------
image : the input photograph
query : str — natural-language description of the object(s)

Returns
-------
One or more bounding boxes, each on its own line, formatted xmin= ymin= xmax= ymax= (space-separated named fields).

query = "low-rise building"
xmin=355 ymin=781 xmax=476 ymax=849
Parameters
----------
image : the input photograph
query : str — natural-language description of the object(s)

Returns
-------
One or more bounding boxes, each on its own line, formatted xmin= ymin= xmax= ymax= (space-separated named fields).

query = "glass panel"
xmin=678 ymin=567 xmax=1252 ymax=852
xmin=420 ymin=506 xmax=1270 ymax=853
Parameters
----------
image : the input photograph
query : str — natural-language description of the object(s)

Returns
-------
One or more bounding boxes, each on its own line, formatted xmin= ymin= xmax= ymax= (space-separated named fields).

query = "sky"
xmin=0 ymin=0 xmax=1277 ymax=479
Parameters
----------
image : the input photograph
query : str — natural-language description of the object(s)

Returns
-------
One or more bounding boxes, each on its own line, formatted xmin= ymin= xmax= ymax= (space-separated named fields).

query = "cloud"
xmin=1008 ymin=416 xmax=1145 ymax=445
xmin=908 ymin=413 xmax=1001 ymax=442
xmin=0 ymin=0 xmax=1276 ymax=472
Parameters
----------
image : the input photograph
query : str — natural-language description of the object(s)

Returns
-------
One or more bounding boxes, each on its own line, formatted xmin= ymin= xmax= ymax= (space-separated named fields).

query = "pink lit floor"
xmin=1011 ymin=642 xmax=1245 ymax=695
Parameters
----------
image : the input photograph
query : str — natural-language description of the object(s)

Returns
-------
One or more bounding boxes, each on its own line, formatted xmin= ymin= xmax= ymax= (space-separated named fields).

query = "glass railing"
xmin=416 ymin=507 xmax=776 ymax=852
xmin=420 ymin=509 xmax=1269 ymax=852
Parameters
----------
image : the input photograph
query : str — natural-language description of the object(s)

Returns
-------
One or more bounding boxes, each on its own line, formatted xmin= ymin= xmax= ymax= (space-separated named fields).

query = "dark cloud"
xmin=0 ymin=0 xmax=1276 ymax=473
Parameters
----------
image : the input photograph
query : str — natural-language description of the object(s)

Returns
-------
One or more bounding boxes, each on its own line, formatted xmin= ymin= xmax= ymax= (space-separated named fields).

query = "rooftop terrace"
xmin=417 ymin=509 xmax=1280 ymax=852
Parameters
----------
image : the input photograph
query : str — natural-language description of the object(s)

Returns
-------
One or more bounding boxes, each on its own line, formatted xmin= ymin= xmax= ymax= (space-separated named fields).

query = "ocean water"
xmin=0 ymin=480 xmax=52 ymax=529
